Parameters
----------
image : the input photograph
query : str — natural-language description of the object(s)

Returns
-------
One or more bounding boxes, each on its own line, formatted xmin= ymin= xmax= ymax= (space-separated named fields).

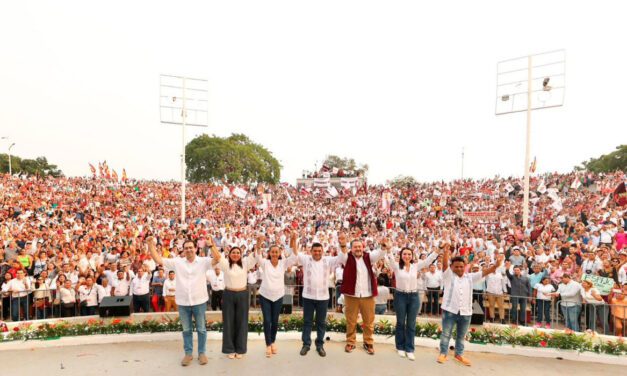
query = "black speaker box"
xmin=99 ymin=296 xmax=132 ymax=317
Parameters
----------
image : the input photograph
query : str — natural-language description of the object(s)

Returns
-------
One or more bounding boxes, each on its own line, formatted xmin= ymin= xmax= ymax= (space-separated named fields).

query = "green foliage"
xmin=3 ymin=318 xmax=626 ymax=355
xmin=0 ymin=154 xmax=63 ymax=177
xmin=580 ymin=145 xmax=627 ymax=172
xmin=387 ymin=175 xmax=417 ymax=186
xmin=185 ymin=133 xmax=281 ymax=184
xmin=324 ymin=155 xmax=368 ymax=175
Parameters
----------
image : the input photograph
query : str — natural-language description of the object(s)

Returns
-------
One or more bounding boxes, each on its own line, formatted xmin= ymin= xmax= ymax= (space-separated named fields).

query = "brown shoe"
xmin=454 ymin=355 xmax=472 ymax=366
xmin=344 ymin=344 xmax=356 ymax=353
xmin=363 ymin=344 xmax=375 ymax=355
xmin=198 ymin=354 xmax=208 ymax=365
xmin=436 ymin=354 xmax=447 ymax=364
xmin=181 ymin=354 xmax=193 ymax=366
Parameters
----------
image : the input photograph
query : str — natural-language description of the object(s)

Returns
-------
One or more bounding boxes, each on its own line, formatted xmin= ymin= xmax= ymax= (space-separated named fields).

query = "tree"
xmin=387 ymin=175 xmax=417 ymax=187
xmin=185 ymin=133 xmax=281 ymax=184
xmin=323 ymin=155 xmax=369 ymax=175
xmin=0 ymin=154 xmax=63 ymax=177
xmin=579 ymin=145 xmax=627 ymax=173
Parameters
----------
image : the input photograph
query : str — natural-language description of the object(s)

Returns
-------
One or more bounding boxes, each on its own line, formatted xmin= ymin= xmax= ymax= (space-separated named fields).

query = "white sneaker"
xmin=407 ymin=352 xmax=415 ymax=361
xmin=397 ymin=350 xmax=406 ymax=358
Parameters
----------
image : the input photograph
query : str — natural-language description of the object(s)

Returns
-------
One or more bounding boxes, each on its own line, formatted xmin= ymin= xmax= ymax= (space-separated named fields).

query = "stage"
xmin=2 ymin=339 xmax=615 ymax=376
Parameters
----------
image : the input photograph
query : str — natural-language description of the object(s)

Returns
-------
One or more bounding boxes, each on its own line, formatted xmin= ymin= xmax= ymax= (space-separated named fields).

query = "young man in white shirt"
xmin=208 ymin=267 xmax=225 ymax=310
xmin=163 ymin=271 xmax=178 ymax=312
xmin=77 ymin=276 xmax=99 ymax=316
xmin=131 ymin=266 xmax=151 ymax=313
xmin=298 ymin=237 xmax=346 ymax=357
xmin=150 ymin=235 xmax=217 ymax=367
xmin=7 ymin=269 xmax=30 ymax=321
xmin=437 ymin=243 xmax=504 ymax=367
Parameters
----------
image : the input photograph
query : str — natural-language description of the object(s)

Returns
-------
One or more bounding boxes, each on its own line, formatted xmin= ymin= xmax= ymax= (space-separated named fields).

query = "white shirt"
xmin=335 ymin=267 xmax=344 ymax=282
xmin=298 ymin=254 xmax=341 ymax=300
xmin=485 ymin=267 xmax=507 ymax=294
xmin=112 ymin=277 xmax=131 ymax=296
xmin=217 ymin=256 xmax=257 ymax=290
xmin=97 ymin=284 xmax=111 ymax=302
xmin=534 ymin=283 xmax=555 ymax=300
xmin=387 ymin=252 xmax=438 ymax=292
xmin=247 ymin=270 xmax=259 ymax=285
xmin=78 ymin=284 xmax=99 ymax=306
xmin=581 ymin=259 xmax=602 ymax=276
xmin=163 ymin=256 xmax=214 ymax=306
xmin=131 ymin=273 xmax=151 ymax=296
xmin=441 ymin=268 xmax=484 ymax=316
xmin=257 ymin=254 xmax=297 ymax=302
xmin=374 ymin=285 xmax=390 ymax=305
xmin=5 ymin=278 xmax=30 ymax=298
xmin=339 ymin=249 xmax=385 ymax=298
xmin=59 ymin=286 xmax=76 ymax=304
xmin=207 ymin=270 xmax=225 ymax=291
xmin=163 ymin=278 xmax=177 ymax=296
xmin=424 ymin=270 xmax=443 ymax=289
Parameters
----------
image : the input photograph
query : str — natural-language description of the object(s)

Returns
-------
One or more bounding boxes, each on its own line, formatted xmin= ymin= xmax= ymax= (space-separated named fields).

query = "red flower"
xmin=284 ymin=319 xmax=288 ymax=323
xmin=471 ymin=328 xmax=476 ymax=333
xmin=13 ymin=327 xmax=19 ymax=331
xmin=360 ymin=323 xmax=364 ymax=328
xmin=112 ymin=319 xmax=123 ymax=325
xmin=38 ymin=325 xmax=44 ymax=330
xmin=540 ymin=341 xmax=547 ymax=347
xmin=1 ymin=327 xmax=7 ymax=333
xmin=125 ymin=319 xmax=133 ymax=324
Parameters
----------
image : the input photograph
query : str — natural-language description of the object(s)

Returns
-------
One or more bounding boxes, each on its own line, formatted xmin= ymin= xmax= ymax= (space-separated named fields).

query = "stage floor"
xmin=3 ymin=339 xmax=613 ymax=376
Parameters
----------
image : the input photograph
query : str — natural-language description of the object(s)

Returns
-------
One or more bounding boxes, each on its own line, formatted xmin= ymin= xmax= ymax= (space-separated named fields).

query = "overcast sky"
xmin=1 ymin=1 xmax=625 ymax=184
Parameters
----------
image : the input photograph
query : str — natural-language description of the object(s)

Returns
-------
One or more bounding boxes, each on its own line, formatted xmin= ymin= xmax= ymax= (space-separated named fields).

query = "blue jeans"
xmin=11 ymin=297 xmax=29 ymax=321
xmin=561 ymin=304 xmax=581 ymax=332
xmin=585 ymin=304 xmax=608 ymax=334
xmin=536 ymin=299 xmax=551 ymax=325
xmin=260 ymin=295 xmax=283 ymax=346
xmin=439 ymin=310 xmax=471 ymax=356
xmin=375 ymin=304 xmax=387 ymax=315
xmin=302 ymin=297 xmax=327 ymax=348
xmin=179 ymin=302 xmax=208 ymax=355
xmin=394 ymin=291 xmax=420 ymax=353
xmin=510 ymin=297 xmax=527 ymax=324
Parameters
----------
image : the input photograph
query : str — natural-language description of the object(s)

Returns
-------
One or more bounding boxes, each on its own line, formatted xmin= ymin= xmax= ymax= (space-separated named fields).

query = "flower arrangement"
xmin=1 ymin=317 xmax=625 ymax=356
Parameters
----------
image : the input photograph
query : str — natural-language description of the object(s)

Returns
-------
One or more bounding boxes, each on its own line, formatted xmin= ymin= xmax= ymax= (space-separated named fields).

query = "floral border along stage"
xmin=0 ymin=317 xmax=625 ymax=356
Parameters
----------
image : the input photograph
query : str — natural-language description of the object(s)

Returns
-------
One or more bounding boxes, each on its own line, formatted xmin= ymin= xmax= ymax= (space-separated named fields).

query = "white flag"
xmin=222 ymin=186 xmax=231 ymax=197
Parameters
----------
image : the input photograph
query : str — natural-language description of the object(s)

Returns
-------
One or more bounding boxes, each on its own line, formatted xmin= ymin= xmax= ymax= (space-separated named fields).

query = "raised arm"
xmin=147 ymin=236 xmax=163 ymax=266
xmin=208 ymin=235 xmax=221 ymax=265
xmin=482 ymin=254 xmax=505 ymax=277
xmin=415 ymin=247 xmax=441 ymax=270
xmin=442 ymin=243 xmax=450 ymax=272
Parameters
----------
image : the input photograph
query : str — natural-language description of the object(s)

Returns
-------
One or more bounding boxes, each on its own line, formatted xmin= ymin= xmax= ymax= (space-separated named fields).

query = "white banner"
xmin=340 ymin=177 xmax=357 ymax=188
xmin=233 ymin=187 xmax=248 ymax=199
xmin=314 ymin=178 xmax=330 ymax=188
xmin=222 ymin=186 xmax=231 ymax=197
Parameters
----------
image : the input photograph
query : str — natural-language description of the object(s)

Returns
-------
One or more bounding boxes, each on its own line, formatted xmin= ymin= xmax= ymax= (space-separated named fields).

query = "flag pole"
xmin=522 ymin=55 xmax=532 ymax=227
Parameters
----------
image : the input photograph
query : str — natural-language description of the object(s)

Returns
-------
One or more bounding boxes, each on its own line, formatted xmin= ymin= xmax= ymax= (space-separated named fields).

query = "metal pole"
xmin=522 ymin=55 xmax=532 ymax=227
xmin=8 ymin=151 xmax=12 ymax=175
xmin=181 ymin=77 xmax=187 ymax=224
xmin=461 ymin=147 xmax=464 ymax=180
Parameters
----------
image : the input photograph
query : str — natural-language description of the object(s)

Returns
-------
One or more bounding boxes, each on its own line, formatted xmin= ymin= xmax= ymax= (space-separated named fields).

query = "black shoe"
xmin=500 ymin=319 xmax=506 ymax=324
xmin=316 ymin=347 xmax=326 ymax=357
xmin=300 ymin=346 xmax=310 ymax=356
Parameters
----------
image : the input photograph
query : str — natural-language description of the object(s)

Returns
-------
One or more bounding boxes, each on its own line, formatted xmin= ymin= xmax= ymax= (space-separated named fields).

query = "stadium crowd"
xmin=1 ymin=170 xmax=626 ymax=337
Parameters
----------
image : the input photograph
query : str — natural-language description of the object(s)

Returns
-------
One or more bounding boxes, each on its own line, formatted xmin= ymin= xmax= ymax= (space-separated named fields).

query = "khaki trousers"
xmin=164 ymin=296 xmax=178 ymax=312
xmin=344 ymin=295 xmax=375 ymax=346
xmin=487 ymin=294 xmax=505 ymax=320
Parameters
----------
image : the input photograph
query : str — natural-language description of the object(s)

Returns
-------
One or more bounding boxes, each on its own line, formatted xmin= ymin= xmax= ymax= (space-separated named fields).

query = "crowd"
xmin=1 ymin=170 xmax=627 ymax=361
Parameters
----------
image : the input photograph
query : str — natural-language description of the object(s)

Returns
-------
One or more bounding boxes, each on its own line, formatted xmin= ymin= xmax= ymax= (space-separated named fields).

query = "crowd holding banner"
xmin=1 ymin=169 xmax=626 ymax=364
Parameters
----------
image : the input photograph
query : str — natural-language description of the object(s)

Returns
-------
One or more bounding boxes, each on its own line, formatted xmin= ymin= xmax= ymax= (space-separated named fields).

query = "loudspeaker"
xmin=99 ymin=296 xmax=132 ymax=317
xmin=470 ymin=301 xmax=484 ymax=325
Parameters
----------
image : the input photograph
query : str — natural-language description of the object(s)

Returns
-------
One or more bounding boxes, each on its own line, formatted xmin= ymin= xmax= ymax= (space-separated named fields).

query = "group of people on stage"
xmin=149 ymin=230 xmax=503 ymax=367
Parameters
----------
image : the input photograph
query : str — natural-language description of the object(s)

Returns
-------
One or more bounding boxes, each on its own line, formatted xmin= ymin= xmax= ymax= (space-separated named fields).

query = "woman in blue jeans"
xmin=255 ymin=232 xmax=298 ymax=358
xmin=386 ymin=245 xmax=439 ymax=361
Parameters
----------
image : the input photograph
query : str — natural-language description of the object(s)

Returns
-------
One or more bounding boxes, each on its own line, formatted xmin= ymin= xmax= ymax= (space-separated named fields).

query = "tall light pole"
xmin=496 ymin=50 xmax=565 ymax=227
xmin=160 ymin=75 xmax=209 ymax=224
xmin=8 ymin=142 xmax=15 ymax=175
xmin=461 ymin=147 xmax=465 ymax=180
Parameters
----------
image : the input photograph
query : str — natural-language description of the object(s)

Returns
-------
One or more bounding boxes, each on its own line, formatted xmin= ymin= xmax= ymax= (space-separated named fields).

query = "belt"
xmin=226 ymin=287 xmax=248 ymax=292
xmin=395 ymin=289 xmax=418 ymax=294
